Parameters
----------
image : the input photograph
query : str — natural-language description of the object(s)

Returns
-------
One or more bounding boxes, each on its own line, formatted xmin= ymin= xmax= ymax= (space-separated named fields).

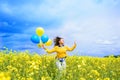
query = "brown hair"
xmin=54 ymin=36 xmax=64 ymax=47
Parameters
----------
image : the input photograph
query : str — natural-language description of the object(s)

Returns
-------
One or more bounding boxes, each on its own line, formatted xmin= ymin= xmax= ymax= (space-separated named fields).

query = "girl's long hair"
xmin=54 ymin=36 xmax=64 ymax=47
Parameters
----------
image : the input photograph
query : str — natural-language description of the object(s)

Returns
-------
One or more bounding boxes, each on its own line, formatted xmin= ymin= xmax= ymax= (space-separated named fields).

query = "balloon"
xmin=37 ymin=41 xmax=43 ymax=48
xmin=36 ymin=27 xmax=44 ymax=36
xmin=31 ymin=35 xmax=40 ymax=44
xmin=41 ymin=34 xmax=49 ymax=43
xmin=45 ymin=39 xmax=52 ymax=46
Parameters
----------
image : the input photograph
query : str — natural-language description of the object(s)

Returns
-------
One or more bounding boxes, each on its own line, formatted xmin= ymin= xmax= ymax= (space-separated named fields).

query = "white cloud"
xmin=0 ymin=3 xmax=13 ymax=14
xmin=0 ymin=21 xmax=9 ymax=27
xmin=46 ymin=15 xmax=119 ymax=41
xmin=96 ymin=39 xmax=114 ymax=45
xmin=44 ymin=11 xmax=120 ymax=56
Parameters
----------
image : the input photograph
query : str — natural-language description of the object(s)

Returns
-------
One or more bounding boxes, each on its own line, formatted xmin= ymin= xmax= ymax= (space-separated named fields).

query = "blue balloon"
xmin=41 ymin=34 xmax=49 ymax=43
xmin=31 ymin=35 xmax=40 ymax=44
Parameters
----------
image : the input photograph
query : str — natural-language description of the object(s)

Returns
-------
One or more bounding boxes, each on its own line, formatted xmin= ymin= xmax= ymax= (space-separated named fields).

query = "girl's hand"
xmin=42 ymin=44 xmax=46 ymax=50
xmin=74 ymin=41 xmax=76 ymax=46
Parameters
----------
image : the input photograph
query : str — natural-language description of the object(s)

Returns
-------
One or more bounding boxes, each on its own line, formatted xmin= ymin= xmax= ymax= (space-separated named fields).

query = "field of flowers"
xmin=0 ymin=50 xmax=120 ymax=80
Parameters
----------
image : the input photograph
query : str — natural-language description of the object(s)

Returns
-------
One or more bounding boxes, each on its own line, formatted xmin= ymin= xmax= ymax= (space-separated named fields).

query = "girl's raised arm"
xmin=42 ymin=45 xmax=56 ymax=53
xmin=65 ymin=42 xmax=76 ymax=51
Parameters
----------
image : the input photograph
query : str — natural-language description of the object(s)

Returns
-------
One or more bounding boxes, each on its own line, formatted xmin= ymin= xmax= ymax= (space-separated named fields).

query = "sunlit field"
xmin=0 ymin=50 xmax=120 ymax=80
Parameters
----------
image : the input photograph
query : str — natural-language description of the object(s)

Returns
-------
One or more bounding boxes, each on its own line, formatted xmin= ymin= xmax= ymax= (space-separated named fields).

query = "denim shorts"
xmin=58 ymin=57 xmax=66 ymax=62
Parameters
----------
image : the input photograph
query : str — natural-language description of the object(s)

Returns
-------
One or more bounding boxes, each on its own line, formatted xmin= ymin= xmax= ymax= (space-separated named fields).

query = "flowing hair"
xmin=54 ymin=36 xmax=64 ymax=47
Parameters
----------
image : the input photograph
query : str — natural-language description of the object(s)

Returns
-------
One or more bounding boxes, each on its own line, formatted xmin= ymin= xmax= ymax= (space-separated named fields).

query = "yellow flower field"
xmin=0 ymin=50 xmax=120 ymax=80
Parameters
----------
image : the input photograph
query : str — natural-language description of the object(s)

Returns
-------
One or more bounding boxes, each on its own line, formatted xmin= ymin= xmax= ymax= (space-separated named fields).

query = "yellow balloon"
xmin=37 ymin=42 xmax=43 ymax=48
xmin=36 ymin=27 xmax=44 ymax=36
xmin=45 ymin=39 xmax=52 ymax=46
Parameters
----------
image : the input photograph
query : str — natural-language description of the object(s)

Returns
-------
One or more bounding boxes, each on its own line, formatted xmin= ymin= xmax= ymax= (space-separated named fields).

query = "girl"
xmin=42 ymin=36 xmax=76 ymax=70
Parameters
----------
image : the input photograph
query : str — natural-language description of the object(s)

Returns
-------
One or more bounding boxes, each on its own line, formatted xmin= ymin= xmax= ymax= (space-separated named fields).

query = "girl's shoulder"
xmin=54 ymin=45 xmax=68 ymax=49
xmin=54 ymin=46 xmax=59 ymax=48
xmin=64 ymin=45 xmax=68 ymax=48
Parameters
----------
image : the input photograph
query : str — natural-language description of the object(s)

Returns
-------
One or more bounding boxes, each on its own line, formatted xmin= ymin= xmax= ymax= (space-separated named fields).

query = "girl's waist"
xmin=56 ymin=56 xmax=67 ymax=62
xmin=55 ymin=56 xmax=67 ymax=59
xmin=56 ymin=53 xmax=67 ymax=58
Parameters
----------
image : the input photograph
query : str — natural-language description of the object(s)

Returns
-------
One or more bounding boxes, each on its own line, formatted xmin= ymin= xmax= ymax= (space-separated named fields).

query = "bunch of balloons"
xmin=31 ymin=27 xmax=52 ymax=48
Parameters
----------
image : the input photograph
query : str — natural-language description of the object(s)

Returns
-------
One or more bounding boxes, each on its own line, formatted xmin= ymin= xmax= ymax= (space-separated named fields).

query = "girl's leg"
xmin=62 ymin=60 xmax=66 ymax=70
xmin=56 ymin=60 xmax=62 ymax=70
xmin=61 ymin=60 xmax=66 ymax=76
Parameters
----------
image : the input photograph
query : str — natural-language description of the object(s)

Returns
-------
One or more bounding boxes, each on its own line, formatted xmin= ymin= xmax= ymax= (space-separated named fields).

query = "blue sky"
xmin=0 ymin=0 xmax=120 ymax=57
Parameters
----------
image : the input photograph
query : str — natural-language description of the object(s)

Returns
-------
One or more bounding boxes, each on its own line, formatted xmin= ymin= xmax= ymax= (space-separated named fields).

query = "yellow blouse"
xmin=45 ymin=44 xmax=76 ymax=58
